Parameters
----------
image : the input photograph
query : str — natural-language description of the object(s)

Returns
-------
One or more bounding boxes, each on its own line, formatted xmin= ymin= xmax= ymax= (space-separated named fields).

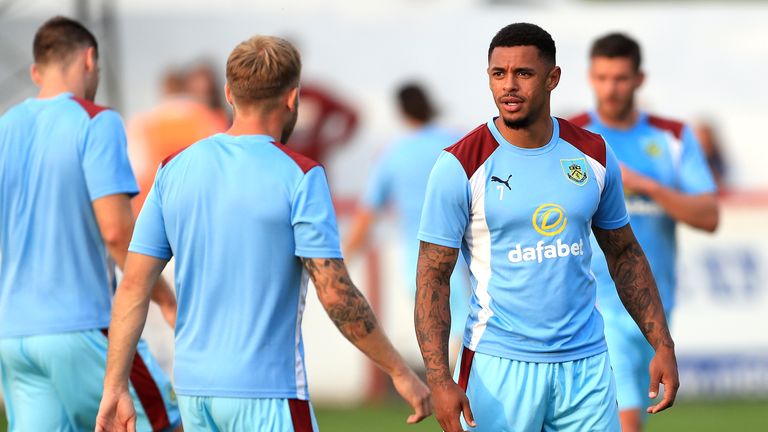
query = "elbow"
xmin=101 ymin=225 xmax=133 ymax=250
xmin=701 ymin=206 xmax=720 ymax=233
xmin=702 ymin=217 xmax=719 ymax=233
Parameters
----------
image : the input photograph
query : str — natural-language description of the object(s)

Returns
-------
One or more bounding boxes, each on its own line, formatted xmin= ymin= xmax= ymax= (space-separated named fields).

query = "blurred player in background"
xmin=287 ymin=81 xmax=359 ymax=164
xmin=345 ymin=82 xmax=471 ymax=351
xmin=569 ymin=32 xmax=719 ymax=432
xmin=693 ymin=119 xmax=729 ymax=190
xmin=185 ymin=60 xmax=232 ymax=125
xmin=0 ymin=16 xmax=180 ymax=431
xmin=96 ymin=35 xmax=430 ymax=431
xmin=415 ymin=23 xmax=679 ymax=432
xmin=127 ymin=64 xmax=229 ymax=215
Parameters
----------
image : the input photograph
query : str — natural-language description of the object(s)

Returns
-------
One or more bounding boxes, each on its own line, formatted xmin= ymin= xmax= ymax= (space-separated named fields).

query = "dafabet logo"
xmin=531 ymin=203 xmax=567 ymax=236
xmin=508 ymin=203 xmax=584 ymax=264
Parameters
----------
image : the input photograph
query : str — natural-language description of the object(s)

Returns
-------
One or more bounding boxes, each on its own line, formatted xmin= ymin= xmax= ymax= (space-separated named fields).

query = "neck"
xmin=404 ymin=117 xmax=428 ymax=130
xmin=596 ymin=106 xmax=639 ymax=130
xmin=36 ymin=67 xmax=87 ymax=100
xmin=226 ymin=109 xmax=283 ymax=141
xmin=495 ymin=111 xmax=554 ymax=149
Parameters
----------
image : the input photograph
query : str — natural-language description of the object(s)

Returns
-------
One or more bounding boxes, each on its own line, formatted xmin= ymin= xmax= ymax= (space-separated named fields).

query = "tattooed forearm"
xmin=301 ymin=258 xmax=377 ymax=342
xmin=415 ymin=241 xmax=459 ymax=388
xmin=593 ymin=224 xmax=674 ymax=350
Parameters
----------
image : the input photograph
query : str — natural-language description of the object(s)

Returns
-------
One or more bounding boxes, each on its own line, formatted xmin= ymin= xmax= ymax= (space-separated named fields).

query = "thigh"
xmin=546 ymin=352 xmax=621 ymax=432
xmin=27 ymin=330 xmax=180 ymax=432
xmin=177 ymin=396 xmax=219 ymax=432
xmin=454 ymin=347 xmax=548 ymax=432
xmin=0 ymin=337 xmax=73 ymax=432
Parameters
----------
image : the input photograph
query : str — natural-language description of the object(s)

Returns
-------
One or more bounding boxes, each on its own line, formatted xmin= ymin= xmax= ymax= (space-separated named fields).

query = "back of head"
xmin=161 ymin=67 xmax=186 ymax=96
xmin=488 ymin=23 xmax=556 ymax=65
xmin=33 ymin=16 xmax=98 ymax=67
xmin=397 ymin=82 xmax=435 ymax=124
xmin=590 ymin=33 xmax=642 ymax=71
xmin=226 ymin=36 xmax=301 ymax=109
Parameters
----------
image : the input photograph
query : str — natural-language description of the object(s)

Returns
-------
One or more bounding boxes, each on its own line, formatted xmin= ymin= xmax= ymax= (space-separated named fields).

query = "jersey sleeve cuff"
xmin=417 ymin=232 xmax=462 ymax=249
xmin=592 ymin=215 xmax=631 ymax=231
xmin=295 ymin=247 xmax=343 ymax=259
xmin=128 ymin=243 xmax=173 ymax=260
xmin=89 ymin=183 xmax=140 ymax=200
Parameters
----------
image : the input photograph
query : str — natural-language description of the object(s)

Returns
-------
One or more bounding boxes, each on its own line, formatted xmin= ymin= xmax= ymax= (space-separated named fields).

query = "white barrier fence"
xmin=674 ymin=196 xmax=768 ymax=397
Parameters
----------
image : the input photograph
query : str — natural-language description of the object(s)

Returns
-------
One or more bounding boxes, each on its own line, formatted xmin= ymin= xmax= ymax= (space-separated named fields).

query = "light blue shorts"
xmin=177 ymin=395 xmax=319 ymax=431
xmin=455 ymin=347 xmax=620 ymax=432
xmin=0 ymin=329 xmax=180 ymax=432
xmin=602 ymin=311 xmax=656 ymax=412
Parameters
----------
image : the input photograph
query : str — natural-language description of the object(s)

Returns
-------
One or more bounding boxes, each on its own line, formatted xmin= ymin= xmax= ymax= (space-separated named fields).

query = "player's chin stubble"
xmin=503 ymin=115 xmax=534 ymax=130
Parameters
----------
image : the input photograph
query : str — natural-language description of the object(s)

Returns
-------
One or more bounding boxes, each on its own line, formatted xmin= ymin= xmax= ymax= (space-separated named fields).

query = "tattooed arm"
xmin=593 ymin=223 xmax=680 ymax=413
xmin=415 ymin=241 xmax=475 ymax=432
xmin=301 ymin=257 xmax=431 ymax=424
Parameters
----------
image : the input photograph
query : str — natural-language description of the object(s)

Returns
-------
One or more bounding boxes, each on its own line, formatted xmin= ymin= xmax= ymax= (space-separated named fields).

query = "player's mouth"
xmin=500 ymin=96 xmax=524 ymax=113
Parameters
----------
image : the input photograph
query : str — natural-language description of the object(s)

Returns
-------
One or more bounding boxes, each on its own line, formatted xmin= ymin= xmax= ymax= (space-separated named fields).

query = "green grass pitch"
xmin=1 ymin=399 xmax=766 ymax=431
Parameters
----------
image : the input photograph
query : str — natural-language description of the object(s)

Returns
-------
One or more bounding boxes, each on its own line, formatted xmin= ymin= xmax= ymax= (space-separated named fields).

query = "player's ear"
xmin=30 ymin=63 xmax=42 ymax=87
xmin=286 ymin=86 xmax=299 ymax=112
xmin=636 ymin=70 xmax=646 ymax=89
xmin=547 ymin=65 xmax=561 ymax=91
xmin=84 ymin=47 xmax=97 ymax=73
xmin=224 ymin=83 xmax=233 ymax=106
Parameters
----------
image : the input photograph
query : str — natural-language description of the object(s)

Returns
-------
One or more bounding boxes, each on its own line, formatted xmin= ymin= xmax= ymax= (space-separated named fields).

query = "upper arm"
xmin=591 ymin=222 xmax=636 ymax=266
xmin=301 ymin=257 xmax=350 ymax=295
xmin=120 ymin=251 xmax=169 ymax=296
xmin=417 ymin=152 xmax=471 ymax=249
xmin=92 ymin=193 xmax=134 ymax=246
xmin=592 ymin=143 xmax=631 ymax=230
xmin=417 ymin=241 xmax=459 ymax=284
xmin=292 ymin=166 xmax=343 ymax=259
xmin=82 ymin=110 xmax=139 ymax=200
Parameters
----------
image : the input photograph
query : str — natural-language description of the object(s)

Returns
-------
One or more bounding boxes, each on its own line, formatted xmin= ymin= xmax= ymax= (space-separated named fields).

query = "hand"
xmin=391 ymin=367 xmax=432 ymax=424
xmin=431 ymin=381 xmax=476 ymax=432
xmin=647 ymin=346 xmax=680 ymax=414
xmin=620 ymin=164 xmax=656 ymax=196
xmin=95 ymin=387 xmax=137 ymax=432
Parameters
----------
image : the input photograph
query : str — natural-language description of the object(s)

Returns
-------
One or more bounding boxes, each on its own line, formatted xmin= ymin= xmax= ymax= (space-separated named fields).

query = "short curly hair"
xmin=488 ymin=23 xmax=556 ymax=65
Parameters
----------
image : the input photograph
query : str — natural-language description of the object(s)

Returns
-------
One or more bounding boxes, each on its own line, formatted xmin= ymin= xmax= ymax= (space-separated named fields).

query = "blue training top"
xmin=418 ymin=117 xmax=630 ymax=362
xmin=130 ymin=133 xmax=342 ymax=399
xmin=0 ymin=92 xmax=138 ymax=339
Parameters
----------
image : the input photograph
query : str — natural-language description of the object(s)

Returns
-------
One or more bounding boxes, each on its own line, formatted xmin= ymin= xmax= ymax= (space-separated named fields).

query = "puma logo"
xmin=491 ymin=174 xmax=512 ymax=190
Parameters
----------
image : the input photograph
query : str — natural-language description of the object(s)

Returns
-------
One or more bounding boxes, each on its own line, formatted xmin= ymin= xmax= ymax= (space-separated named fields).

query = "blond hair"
xmin=226 ymin=36 xmax=301 ymax=107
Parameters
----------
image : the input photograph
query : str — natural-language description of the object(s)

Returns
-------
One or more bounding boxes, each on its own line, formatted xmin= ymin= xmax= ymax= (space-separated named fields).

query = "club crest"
xmin=560 ymin=158 xmax=589 ymax=186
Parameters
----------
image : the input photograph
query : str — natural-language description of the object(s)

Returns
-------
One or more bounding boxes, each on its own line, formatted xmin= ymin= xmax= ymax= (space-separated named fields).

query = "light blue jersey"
xmin=571 ymin=111 xmax=716 ymax=316
xmin=364 ymin=125 xmax=463 ymax=256
xmin=130 ymin=134 xmax=342 ymax=399
xmin=0 ymin=92 xmax=178 ymax=431
xmin=363 ymin=125 xmax=470 ymax=336
xmin=571 ymin=111 xmax=716 ymax=411
xmin=0 ymin=92 xmax=138 ymax=338
xmin=418 ymin=117 xmax=629 ymax=362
